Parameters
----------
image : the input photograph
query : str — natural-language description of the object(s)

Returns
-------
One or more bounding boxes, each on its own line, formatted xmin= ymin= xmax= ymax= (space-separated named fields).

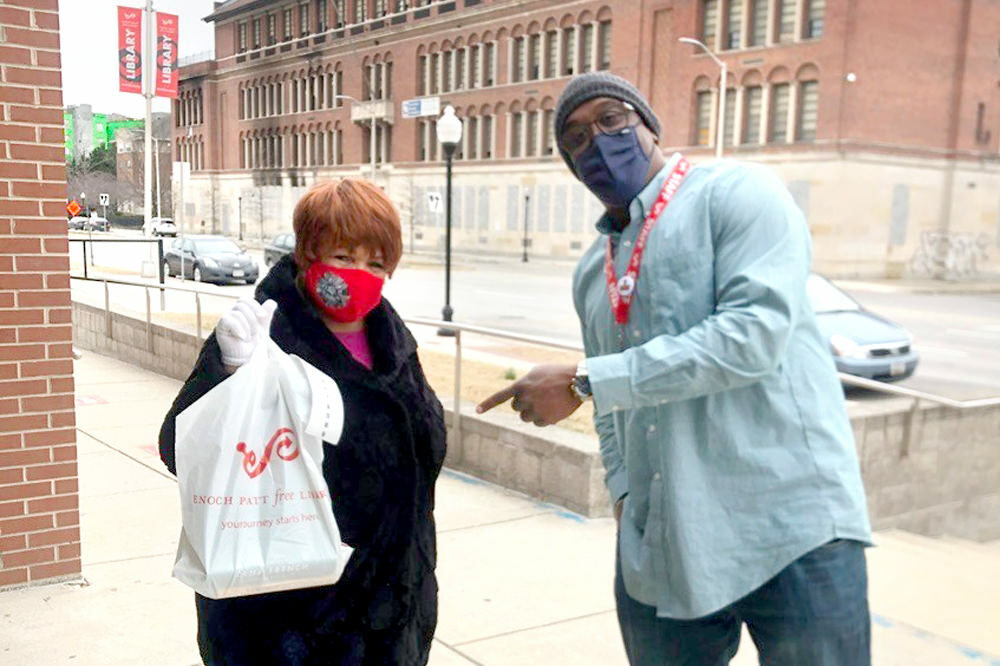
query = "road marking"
xmin=945 ymin=328 xmax=1000 ymax=340
xmin=914 ymin=346 xmax=969 ymax=359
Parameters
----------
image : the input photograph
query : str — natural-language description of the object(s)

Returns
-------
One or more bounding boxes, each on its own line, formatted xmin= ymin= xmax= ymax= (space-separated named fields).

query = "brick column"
xmin=0 ymin=0 xmax=81 ymax=589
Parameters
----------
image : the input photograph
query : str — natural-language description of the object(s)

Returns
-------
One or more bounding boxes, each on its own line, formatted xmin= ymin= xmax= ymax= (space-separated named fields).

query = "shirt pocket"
xmin=643 ymin=250 xmax=712 ymax=331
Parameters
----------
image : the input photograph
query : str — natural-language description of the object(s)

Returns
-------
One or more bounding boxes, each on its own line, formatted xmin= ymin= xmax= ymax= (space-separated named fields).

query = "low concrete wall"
xmin=72 ymin=301 xmax=1000 ymax=540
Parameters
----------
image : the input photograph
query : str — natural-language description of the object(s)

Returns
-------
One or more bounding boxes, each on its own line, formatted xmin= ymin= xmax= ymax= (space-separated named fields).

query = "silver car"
xmin=808 ymin=274 xmax=919 ymax=381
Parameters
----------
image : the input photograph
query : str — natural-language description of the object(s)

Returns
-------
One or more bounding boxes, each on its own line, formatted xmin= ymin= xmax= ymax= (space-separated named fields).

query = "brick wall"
xmin=0 ymin=0 xmax=81 ymax=588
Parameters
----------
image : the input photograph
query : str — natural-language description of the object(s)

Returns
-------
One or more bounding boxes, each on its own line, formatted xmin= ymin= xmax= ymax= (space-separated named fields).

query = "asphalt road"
xmin=68 ymin=231 xmax=1000 ymax=402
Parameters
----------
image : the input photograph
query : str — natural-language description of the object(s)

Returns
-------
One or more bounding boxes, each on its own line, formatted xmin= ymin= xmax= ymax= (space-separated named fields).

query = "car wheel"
xmin=162 ymin=260 xmax=171 ymax=278
xmin=193 ymin=266 xmax=203 ymax=282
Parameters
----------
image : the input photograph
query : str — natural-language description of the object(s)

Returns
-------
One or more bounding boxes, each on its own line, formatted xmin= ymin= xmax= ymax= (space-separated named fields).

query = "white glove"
xmin=216 ymin=298 xmax=278 ymax=368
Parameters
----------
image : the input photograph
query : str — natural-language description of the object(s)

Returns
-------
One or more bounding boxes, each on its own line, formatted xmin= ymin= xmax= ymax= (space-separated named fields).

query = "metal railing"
xmin=70 ymin=274 xmax=1000 ymax=451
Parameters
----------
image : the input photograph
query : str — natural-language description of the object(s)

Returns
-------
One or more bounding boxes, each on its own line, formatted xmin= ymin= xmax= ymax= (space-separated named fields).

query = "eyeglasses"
xmin=560 ymin=102 xmax=640 ymax=157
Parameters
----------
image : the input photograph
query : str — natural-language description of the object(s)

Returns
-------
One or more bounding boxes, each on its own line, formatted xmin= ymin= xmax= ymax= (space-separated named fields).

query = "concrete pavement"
xmin=2 ymin=350 xmax=999 ymax=665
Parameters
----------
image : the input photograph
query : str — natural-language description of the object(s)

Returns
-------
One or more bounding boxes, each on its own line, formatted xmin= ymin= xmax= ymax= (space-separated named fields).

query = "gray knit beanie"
xmin=553 ymin=71 xmax=661 ymax=173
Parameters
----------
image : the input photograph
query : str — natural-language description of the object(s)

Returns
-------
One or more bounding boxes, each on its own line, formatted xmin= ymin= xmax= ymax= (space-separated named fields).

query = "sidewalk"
xmin=2 ymin=350 xmax=998 ymax=665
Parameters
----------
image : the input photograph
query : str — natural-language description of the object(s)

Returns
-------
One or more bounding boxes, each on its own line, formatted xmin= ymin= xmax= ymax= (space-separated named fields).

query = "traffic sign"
xmin=427 ymin=191 xmax=443 ymax=214
xmin=401 ymin=96 xmax=441 ymax=118
xmin=66 ymin=201 xmax=81 ymax=216
xmin=99 ymin=193 xmax=110 ymax=206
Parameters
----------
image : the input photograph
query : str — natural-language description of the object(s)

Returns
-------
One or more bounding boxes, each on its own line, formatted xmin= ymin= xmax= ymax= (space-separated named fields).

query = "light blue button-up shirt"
xmin=573 ymin=155 xmax=872 ymax=619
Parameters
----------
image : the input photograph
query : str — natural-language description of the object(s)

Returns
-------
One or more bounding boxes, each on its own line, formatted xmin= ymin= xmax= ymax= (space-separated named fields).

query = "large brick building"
xmin=0 ymin=0 xmax=81 ymax=588
xmin=177 ymin=0 xmax=1000 ymax=278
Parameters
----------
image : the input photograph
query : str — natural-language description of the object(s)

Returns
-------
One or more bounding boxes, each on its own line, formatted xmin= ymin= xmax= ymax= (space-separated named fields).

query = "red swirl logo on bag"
xmin=236 ymin=427 xmax=300 ymax=478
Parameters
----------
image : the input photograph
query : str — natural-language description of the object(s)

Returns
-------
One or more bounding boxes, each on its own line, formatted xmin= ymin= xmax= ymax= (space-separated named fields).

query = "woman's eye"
xmin=369 ymin=262 xmax=385 ymax=271
xmin=334 ymin=255 xmax=352 ymax=263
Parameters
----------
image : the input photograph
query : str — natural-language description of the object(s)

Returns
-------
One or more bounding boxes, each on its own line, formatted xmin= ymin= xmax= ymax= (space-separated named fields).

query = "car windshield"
xmin=194 ymin=238 xmax=242 ymax=254
xmin=807 ymin=275 xmax=860 ymax=313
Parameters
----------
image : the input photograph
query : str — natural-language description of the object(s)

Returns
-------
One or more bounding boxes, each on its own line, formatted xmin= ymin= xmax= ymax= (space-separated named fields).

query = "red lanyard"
xmin=605 ymin=157 xmax=691 ymax=325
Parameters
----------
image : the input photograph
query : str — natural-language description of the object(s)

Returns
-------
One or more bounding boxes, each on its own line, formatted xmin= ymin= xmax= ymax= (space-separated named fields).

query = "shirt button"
xmin=653 ymin=472 xmax=661 ymax=481
xmin=623 ymin=240 xmax=632 ymax=247
xmin=633 ymin=329 xmax=641 ymax=337
xmin=647 ymin=425 xmax=656 ymax=434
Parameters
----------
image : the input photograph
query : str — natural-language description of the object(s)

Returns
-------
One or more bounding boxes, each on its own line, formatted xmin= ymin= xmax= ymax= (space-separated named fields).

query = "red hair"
xmin=292 ymin=178 xmax=403 ymax=273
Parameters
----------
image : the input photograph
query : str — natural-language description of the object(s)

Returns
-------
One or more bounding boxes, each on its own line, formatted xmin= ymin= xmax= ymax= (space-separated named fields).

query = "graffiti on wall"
xmin=909 ymin=231 xmax=991 ymax=279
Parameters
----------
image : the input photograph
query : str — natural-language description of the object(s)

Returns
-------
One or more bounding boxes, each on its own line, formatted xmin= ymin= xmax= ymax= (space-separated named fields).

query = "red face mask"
xmin=304 ymin=262 xmax=385 ymax=323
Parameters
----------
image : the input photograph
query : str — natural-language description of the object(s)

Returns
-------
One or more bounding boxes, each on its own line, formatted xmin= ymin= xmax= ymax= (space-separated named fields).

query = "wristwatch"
xmin=570 ymin=360 xmax=593 ymax=402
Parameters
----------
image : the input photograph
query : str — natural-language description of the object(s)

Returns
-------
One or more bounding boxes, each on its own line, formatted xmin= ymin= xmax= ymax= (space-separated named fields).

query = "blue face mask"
xmin=573 ymin=129 xmax=652 ymax=208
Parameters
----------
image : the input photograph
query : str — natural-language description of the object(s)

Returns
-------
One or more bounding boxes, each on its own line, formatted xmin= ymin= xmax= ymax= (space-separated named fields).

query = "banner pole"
xmin=143 ymin=0 xmax=154 ymax=238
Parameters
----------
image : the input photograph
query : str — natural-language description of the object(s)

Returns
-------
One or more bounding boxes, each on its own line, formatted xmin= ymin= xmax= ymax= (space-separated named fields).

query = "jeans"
xmin=614 ymin=539 xmax=871 ymax=666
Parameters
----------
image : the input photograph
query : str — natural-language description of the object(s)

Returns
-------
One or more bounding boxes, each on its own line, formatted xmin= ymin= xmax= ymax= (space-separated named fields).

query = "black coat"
xmin=159 ymin=255 xmax=447 ymax=666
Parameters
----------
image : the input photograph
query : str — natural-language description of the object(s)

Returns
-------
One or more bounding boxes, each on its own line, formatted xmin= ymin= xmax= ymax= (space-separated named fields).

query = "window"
xmin=726 ymin=0 xmax=742 ymax=49
xmin=695 ymin=90 xmax=712 ymax=145
xmin=316 ymin=0 xmax=327 ymax=32
xmin=778 ymin=0 xmax=796 ymax=42
xmin=333 ymin=0 xmax=345 ymax=28
xmin=742 ymin=85 xmax=762 ymax=144
xmin=580 ymin=24 xmax=594 ymax=73
xmin=484 ymin=42 xmax=495 ymax=85
xmin=482 ymin=115 xmax=493 ymax=158
xmin=299 ymin=3 xmax=309 ymax=35
xmin=510 ymin=113 xmax=522 ymax=157
xmin=430 ymin=53 xmax=439 ymax=94
xmin=442 ymin=51 xmax=452 ymax=92
xmin=418 ymin=55 xmax=427 ymax=95
xmin=748 ymin=0 xmax=767 ymax=46
xmin=542 ymin=109 xmax=553 ymax=155
xmin=354 ymin=0 xmax=367 ymax=22
xmin=805 ymin=0 xmax=825 ymax=38
xmin=253 ymin=18 xmax=261 ymax=47
xmin=456 ymin=49 xmax=466 ymax=89
xmin=470 ymin=46 xmax=480 ymax=87
xmin=512 ymin=37 xmax=525 ymax=83
xmin=770 ymin=82 xmax=790 ymax=143
xmin=529 ymin=33 xmax=541 ymax=79
xmin=561 ymin=27 xmax=576 ymax=76
xmin=267 ymin=13 xmax=277 ymax=44
xmin=545 ymin=30 xmax=557 ymax=77
xmin=466 ymin=116 xmax=478 ymax=159
xmin=375 ymin=0 xmax=388 ymax=17
xmin=598 ymin=21 xmax=611 ymax=70
xmin=283 ymin=8 xmax=293 ymax=39
xmin=723 ymin=87 xmax=736 ymax=145
xmin=238 ymin=22 xmax=248 ymax=51
xmin=526 ymin=111 xmax=538 ymax=156
xmin=701 ymin=0 xmax=718 ymax=49
xmin=797 ymin=81 xmax=818 ymax=141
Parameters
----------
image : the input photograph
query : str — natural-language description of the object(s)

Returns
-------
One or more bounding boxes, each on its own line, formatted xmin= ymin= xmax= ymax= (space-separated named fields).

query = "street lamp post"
xmin=679 ymin=37 xmax=727 ymax=160
xmin=332 ymin=93 xmax=377 ymax=182
xmin=436 ymin=105 xmax=463 ymax=336
xmin=522 ymin=193 xmax=530 ymax=263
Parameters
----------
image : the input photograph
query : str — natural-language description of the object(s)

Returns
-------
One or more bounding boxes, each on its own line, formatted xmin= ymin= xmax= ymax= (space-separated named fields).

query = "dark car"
xmin=808 ymin=274 xmax=919 ymax=381
xmin=264 ymin=232 xmax=295 ymax=267
xmin=163 ymin=235 xmax=259 ymax=285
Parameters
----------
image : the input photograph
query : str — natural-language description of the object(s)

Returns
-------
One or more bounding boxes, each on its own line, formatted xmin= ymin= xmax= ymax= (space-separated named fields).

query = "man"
xmin=477 ymin=72 xmax=872 ymax=665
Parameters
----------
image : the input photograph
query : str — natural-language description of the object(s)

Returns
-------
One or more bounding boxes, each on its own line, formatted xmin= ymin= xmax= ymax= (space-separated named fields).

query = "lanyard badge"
xmin=604 ymin=157 xmax=691 ymax=326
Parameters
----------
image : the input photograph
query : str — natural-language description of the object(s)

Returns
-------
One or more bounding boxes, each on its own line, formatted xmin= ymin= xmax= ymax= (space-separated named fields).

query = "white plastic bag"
xmin=172 ymin=332 xmax=353 ymax=599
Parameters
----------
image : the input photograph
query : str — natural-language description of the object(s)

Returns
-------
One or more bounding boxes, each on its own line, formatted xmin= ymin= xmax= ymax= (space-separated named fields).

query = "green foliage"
xmin=68 ymin=143 xmax=117 ymax=178
xmin=503 ymin=368 xmax=517 ymax=380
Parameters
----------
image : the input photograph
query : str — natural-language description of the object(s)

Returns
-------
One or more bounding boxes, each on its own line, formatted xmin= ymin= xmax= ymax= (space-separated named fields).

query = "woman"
xmin=159 ymin=178 xmax=447 ymax=665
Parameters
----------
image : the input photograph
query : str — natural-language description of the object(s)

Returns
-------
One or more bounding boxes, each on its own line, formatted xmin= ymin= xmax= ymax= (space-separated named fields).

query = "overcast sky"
xmin=59 ymin=0 xmax=216 ymax=117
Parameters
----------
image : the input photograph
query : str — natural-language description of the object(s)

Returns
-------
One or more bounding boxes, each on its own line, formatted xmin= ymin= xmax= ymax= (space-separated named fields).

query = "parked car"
xmin=145 ymin=217 xmax=177 ymax=237
xmin=163 ymin=235 xmax=259 ymax=285
xmin=84 ymin=216 xmax=110 ymax=232
xmin=67 ymin=216 xmax=88 ymax=230
xmin=263 ymin=232 xmax=295 ymax=267
xmin=807 ymin=274 xmax=919 ymax=381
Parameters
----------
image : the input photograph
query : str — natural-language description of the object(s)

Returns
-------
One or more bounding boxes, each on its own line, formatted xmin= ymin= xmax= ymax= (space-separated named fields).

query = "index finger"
xmin=476 ymin=384 xmax=519 ymax=414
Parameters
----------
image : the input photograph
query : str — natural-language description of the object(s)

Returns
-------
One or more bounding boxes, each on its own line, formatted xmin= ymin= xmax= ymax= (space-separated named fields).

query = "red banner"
xmin=117 ymin=6 xmax=143 ymax=95
xmin=155 ymin=12 xmax=179 ymax=99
